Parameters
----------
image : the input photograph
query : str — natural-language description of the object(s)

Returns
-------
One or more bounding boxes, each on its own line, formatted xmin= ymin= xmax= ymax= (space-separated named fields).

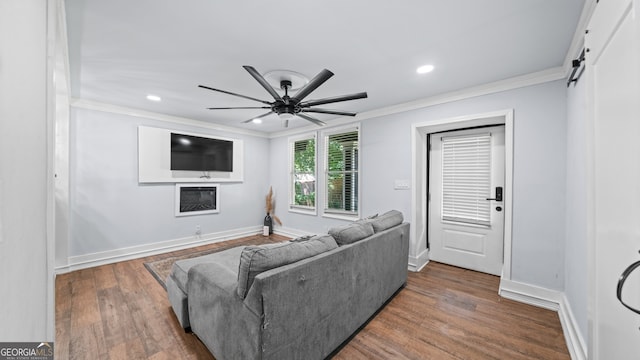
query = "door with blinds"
xmin=428 ymin=126 xmax=505 ymax=276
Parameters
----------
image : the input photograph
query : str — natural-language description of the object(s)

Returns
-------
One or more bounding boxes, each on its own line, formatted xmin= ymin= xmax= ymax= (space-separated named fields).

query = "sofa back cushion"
xmin=237 ymin=235 xmax=338 ymax=299
xmin=328 ymin=222 xmax=375 ymax=245
xmin=369 ymin=210 xmax=404 ymax=232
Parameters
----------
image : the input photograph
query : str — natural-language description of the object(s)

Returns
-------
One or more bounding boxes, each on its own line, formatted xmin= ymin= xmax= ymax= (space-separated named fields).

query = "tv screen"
xmin=170 ymin=133 xmax=233 ymax=172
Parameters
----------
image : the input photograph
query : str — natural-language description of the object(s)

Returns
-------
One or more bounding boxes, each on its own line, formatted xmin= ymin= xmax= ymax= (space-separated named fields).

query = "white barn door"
xmin=587 ymin=0 xmax=640 ymax=358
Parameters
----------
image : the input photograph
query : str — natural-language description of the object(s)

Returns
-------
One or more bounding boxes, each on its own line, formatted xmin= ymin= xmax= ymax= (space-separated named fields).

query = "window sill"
xmin=322 ymin=211 xmax=359 ymax=221
xmin=289 ymin=206 xmax=317 ymax=216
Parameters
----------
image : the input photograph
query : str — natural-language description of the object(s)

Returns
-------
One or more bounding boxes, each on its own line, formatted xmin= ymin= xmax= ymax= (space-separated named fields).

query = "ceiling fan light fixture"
xmin=416 ymin=64 xmax=435 ymax=74
xmin=252 ymin=118 xmax=263 ymax=124
xmin=278 ymin=112 xmax=294 ymax=120
xmin=146 ymin=94 xmax=162 ymax=102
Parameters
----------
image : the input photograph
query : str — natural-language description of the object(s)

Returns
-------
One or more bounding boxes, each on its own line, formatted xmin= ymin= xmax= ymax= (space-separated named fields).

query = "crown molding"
xmin=71 ymin=65 xmax=564 ymax=140
xmin=269 ymin=66 xmax=565 ymax=139
xmin=70 ymin=98 xmax=269 ymax=138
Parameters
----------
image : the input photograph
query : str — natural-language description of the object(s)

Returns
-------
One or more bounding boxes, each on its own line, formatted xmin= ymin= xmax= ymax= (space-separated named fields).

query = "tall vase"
xmin=263 ymin=213 xmax=273 ymax=236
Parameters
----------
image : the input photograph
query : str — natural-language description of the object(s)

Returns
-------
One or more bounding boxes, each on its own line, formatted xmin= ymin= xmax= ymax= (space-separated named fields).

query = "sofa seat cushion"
xmin=237 ymin=235 xmax=338 ymax=299
xmin=169 ymin=246 xmax=245 ymax=294
xmin=328 ymin=222 xmax=375 ymax=245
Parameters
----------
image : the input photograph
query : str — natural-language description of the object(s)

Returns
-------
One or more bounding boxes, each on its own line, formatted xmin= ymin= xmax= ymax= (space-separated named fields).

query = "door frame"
xmin=410 ymin=109 xmax=514 ymax=281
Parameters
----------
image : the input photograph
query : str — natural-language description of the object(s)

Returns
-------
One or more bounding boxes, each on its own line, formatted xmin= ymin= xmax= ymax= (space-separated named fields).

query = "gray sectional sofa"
xmin=166 ymin=210 xmax=410 ymax=360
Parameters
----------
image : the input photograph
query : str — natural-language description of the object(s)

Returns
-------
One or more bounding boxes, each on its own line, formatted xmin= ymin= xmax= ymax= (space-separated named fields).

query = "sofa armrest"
xmin=187 ymin=262 xmax=263 ymax=360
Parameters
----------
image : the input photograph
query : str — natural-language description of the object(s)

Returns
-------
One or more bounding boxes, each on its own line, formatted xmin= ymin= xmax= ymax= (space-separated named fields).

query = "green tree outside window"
xmin=292 ymin=138 xmax=315 ymax=207
xmin=326 ymin=131 xmax=358 ymax=214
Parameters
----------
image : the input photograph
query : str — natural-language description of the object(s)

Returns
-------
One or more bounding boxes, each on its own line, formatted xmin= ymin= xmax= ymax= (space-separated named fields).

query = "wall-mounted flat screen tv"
xmin=170 ymin=133 xmax=233 ymax=172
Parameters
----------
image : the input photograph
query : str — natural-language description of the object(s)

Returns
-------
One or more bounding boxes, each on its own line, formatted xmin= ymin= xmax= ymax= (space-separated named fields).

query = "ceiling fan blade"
xmin=297 ymin=113 xmax=326 ymax=127
xmin=207 ymin=106 xmax=271 ymax=110
xmin=243 ymin=66 xmax=283 ymax=102
xmin=299 ymin=92 xmax=368 ymax=107
xmin=292 ymin=69 xmax=334 ymax=103
xmin=199 ymin=85 xmax=272 ymax=105
xmin=241 ymin=111 xmax=274 ymax=123
xmin=302 ymin=108 xmax=357 ymax=117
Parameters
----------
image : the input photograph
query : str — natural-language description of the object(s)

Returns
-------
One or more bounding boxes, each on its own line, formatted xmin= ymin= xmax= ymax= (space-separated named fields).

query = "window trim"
xmin=321 ymin=124 xmax=361 ymax=220
xmin=288 ymin=132 xmax=317 ymax=215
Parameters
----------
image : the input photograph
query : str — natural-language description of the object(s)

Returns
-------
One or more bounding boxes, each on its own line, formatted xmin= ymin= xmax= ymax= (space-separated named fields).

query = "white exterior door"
xmin=428 ymin=126 xmax=505 ymax=276
xmin=587 ymin=0 xmax=640 ymax=358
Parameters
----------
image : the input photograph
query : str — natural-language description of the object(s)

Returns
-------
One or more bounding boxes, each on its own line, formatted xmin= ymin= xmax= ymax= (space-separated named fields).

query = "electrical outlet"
xmin=195 ymin=225 xmax=201 ymax=236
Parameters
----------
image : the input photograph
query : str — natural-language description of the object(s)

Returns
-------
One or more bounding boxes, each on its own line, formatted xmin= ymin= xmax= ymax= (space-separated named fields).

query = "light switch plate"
xmin=394 ymin=179 xmax=410 ymax=190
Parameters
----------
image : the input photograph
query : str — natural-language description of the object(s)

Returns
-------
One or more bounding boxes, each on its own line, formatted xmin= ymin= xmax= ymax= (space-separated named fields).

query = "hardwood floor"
xmin=56 ymin=236 xmax=570 ymax=359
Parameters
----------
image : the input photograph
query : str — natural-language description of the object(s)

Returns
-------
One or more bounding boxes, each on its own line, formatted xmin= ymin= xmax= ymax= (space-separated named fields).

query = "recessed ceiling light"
xmin=146 ymin=94 xmax=162 ymax=102
xmin=416 ymin=65 xmax=435 ymax=74
xmin=252 ymin=118 xmax=263 ymax=124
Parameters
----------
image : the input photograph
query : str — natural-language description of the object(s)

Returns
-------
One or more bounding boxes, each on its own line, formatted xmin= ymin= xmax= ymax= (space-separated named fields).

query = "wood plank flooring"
xmin=56 ymin=235 xmax=570 ymax=359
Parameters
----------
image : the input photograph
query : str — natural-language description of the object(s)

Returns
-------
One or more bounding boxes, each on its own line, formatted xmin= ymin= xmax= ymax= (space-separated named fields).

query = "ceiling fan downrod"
xmin=277 ymin=80 xmax=297 ymax=117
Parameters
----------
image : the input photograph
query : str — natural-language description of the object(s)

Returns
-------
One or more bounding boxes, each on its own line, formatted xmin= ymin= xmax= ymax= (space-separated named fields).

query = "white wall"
xmin=564 ymin=74 xmax=589 ymax=345
xmin=270 ymin=80 xmax=568 ymax=291
xmin=0 ymin=0 xmax=54 ymax=341
xmin=66 ymin=107 xmax=271 ymax=259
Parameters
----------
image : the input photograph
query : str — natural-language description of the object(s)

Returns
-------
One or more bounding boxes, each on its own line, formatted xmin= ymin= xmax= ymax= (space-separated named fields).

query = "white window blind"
xmin=325 ymin=130 xmax=359 ymax=215
xmin=290 ymin=137 xmax=316 ymax=209
xmin=441 ymin=134 xmax=491 ymax=225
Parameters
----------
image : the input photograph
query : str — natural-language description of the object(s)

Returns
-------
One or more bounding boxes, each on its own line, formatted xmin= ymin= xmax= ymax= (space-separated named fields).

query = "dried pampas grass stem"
xmin=265 ymin=186 xmax=282 ymax=226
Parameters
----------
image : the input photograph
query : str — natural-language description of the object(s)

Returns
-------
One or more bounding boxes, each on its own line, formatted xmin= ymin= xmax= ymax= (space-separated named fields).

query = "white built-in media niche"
xmin=138 ymin=126 xmax=244 ymax=183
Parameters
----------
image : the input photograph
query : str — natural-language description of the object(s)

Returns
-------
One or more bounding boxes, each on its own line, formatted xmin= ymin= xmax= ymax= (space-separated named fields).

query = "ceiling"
xmin=65 ymin=0 xmax=585 ymax=134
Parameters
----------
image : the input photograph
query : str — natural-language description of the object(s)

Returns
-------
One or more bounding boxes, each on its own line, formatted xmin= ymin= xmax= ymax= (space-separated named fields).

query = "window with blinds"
xmin=325 ymin=129 xmax=359 ymax=215
xmin=441 ymin=133 xmax=491 ymax=225
xmin=290 ymin=136 xmax=316 ymax=209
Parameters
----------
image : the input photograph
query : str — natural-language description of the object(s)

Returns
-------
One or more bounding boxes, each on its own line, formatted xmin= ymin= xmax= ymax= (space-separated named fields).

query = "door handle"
xmin=617 ymin=257 xmax=640 ymax=315
xmin=486 ymin=187 xmax=503 ymax=202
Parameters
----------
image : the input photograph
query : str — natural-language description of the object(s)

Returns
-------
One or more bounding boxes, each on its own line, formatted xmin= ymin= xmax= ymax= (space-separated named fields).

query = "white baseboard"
xmin=499 ymin=278 xmax=562 ymax=311
xmin=55 ymin=226 xmax=262 ymax=274
xmin=408 ymin=249 xmax=429 ymax=272
xmin=499 ymin=279 xmax=587 ymax=360
xmin=274 ymin=226 xmax=313 ymax=238
xmin=558 ymin=293 xmax=588 ymax=360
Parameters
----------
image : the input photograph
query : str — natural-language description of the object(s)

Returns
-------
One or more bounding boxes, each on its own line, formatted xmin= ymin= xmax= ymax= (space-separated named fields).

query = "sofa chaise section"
xmin=166 ymin=246 xmax=245 ymax=329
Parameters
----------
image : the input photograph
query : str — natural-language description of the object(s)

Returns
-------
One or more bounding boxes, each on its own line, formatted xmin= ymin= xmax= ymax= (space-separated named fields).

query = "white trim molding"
xmin=56 ymin=226 xmax=262 ymax=273
xmin=271 ymin=67 xmax=563 ymax=139
xmin=273 ymin=226 xmax=313 ymax=239
xmin=71 ymin=65 xmax=564 ymax=141
xmin=55 ymin=225 xmax=316 ymax=274
xmin=408 ymin=249 xmax=429 ymax=272
xmin=499 ymin=278 xmax=562 ymax=311
xmin=411 ymin=109 xmax=514 ymax=280
xmin=499 ymin=279 xmax=587 ymax=360
xmin=558 ymin=294 xmax=588 ymax=360
xmin=70 ymin=98 xmax=268 ymax=138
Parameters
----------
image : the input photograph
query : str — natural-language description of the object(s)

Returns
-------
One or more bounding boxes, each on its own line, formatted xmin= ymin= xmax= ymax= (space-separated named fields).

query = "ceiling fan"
xmin=199 ymin=66 xmax=368 ymax=127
